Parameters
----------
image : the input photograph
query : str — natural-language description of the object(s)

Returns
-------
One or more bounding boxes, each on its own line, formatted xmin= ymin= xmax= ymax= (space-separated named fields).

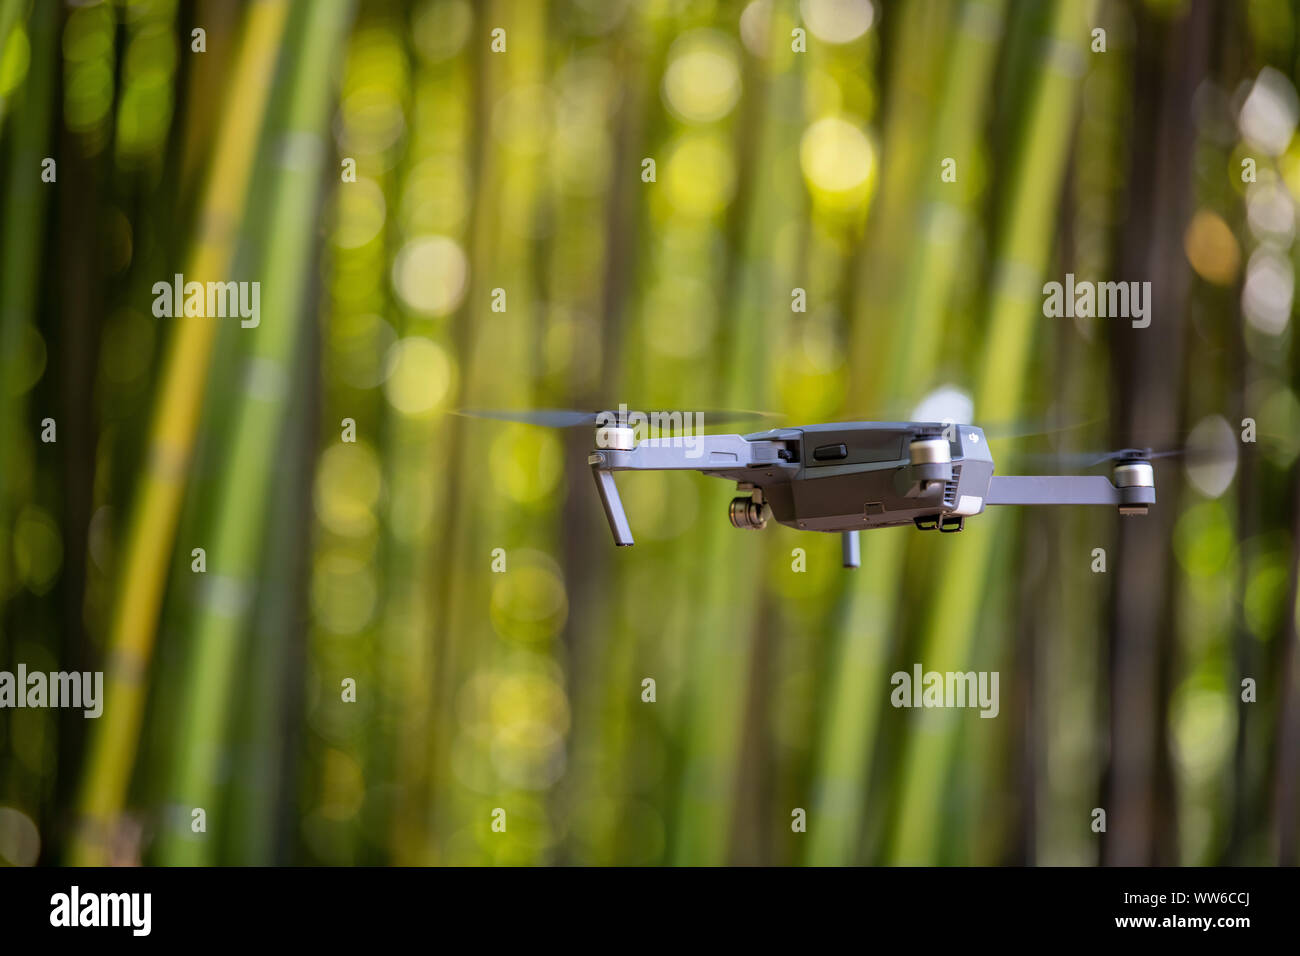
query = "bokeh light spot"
xmin=800 ymin=116 xmax=877 ymax=209
xmin=1174 ymin=500 xmax=1234 ymax=577
xmin=801 ymin=0 xmax=876 ymax=44
xmin=411 ymin=0 xmax=472 ymax=62
xmin=493 ymin=84 xmax=555 ymax=156
xmin=332 ymin=177 xmax=387 ymax=249
xmin=1242 ymin=244 xmax=1293 ymax=334
xmin=490 ymin=556 xmax=568 ymax=644
xmin=314 ymin=442 xmax=383 ymax=538
xmin=383 ymin=337 xmax=454 ymax=416
xmin=1239 ymin=66 xmax=1299 ymax=156
xmin=318 ymin=748 xmax=365 ymax=821
xmin=740 ymin=1 xmax=773 ymax=57
xmin=1245 ymin=181 xmax=1295 ymax=244
xmin=1183 ymin=209 xmax=1240 ymax=286
xmin=0 ymin=807 xmax=40 ymax=866
xmin=489 ymin=426 xmax=563 ymax=504
xmin=911 ymin=386 xmax=974 ymax=425
xmin=662 ymin=30 xmax=742 ymax=124
xmin=391 ymin=235 xmax=469 ymax=316
xmin=1184 ymin=415 xmax=1238 ymax=498
xmin=14 ymin=506 xmax=63 ymax=595
xmin=663 ymin=134 xmax=736 ymax=217
xmin=1171 ymin=681 xmax=1234 ymax=781
xmin=311 ymin=550 xmax=377 ymax=635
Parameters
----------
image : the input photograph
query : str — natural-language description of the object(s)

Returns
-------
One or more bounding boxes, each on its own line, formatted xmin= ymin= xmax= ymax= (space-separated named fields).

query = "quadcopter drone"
xmin=465 ymin=409 xmax=1157 ymax=568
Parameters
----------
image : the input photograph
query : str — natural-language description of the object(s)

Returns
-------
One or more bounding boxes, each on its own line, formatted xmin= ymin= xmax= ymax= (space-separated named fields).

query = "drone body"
xmin=587 ymin=419 xmax=1155 ymax=568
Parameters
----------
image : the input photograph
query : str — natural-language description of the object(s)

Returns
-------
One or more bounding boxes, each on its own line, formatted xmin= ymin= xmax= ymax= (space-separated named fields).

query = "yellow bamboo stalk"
xmin=70 ymin=0 xmax=290 ymax=865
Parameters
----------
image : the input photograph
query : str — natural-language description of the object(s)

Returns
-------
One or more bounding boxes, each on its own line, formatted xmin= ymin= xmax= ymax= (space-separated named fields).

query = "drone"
xmin=463 ymin=407 xmax=1158 ymax=568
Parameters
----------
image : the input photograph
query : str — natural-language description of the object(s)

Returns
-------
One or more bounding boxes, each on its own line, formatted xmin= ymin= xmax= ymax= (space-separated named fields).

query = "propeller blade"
xmin=836 ymin=408 xmax=1101 ymax=440
xmin=455 ymin=408 xmax=602 ymax=428
xmin=979 ymin=417 xmax=1104 ymax=442
xmin=1006 ymin=442 xmax=1243 ymax=470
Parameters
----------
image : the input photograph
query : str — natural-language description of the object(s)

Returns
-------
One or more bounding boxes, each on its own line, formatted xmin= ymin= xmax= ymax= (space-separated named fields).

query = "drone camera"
xmin=729 ymin=494 xmax=768 ymax=530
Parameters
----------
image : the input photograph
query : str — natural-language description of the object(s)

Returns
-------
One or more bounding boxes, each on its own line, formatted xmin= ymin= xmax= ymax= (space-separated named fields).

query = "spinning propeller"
xmin=455 ymin=406 xmax=778 ymax=429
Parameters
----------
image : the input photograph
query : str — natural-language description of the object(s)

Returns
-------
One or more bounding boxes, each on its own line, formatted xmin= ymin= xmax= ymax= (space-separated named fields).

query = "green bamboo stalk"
xmin=586 ymin=2 xmax=700 ymax=861
xmin=1037 ymin=14 xmax=1128 ymax=864
xmin=152 ymin=0 xmax=353 ymax=865
xmin=223 ymin=335 xmax=316 ymax=864
xmin=1277 ymin=464 xmax=1300 ymax=863
xmin=666 ymin=2 xmax=812 ymax=865
xmin=886 ymin=0 xmax=1095 ymax=864
xmin=0 ymin=0 xmax=24 ymax=127
xmin=294 ymin=12 xmax=410 ymax=865
xmin=429 ymin=0 xmax=554 ymax=864
xmin=0 ymin=0 xmax=55 ymax=824
xmin=546 ymin=6 xmax=664 ymax=865
xmin=806 ymin=0 xmax=1007 ymax=866
xmin=70 ymin=0 xmax=292 ymax=865
xmin=0 ymin=0 xmax=56 ymax=562
xmin=383 ymin=72 xmax=442 ymax=865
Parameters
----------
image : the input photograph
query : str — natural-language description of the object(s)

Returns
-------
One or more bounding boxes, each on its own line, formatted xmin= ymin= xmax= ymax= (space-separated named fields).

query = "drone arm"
xmin=594 ymin=435 xmax=786 ymax=471
xmin=985 ymin=475 xmax=1121 ymax=506
xmin=590 ymin=462 xmax=634 ymax=546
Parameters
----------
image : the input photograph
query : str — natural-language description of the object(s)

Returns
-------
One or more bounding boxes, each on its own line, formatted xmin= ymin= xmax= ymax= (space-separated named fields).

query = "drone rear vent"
xmin=942 ymin=464 xmax=962 ymax=509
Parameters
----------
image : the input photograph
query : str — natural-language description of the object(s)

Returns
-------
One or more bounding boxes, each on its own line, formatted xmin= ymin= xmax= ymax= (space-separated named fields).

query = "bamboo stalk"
xmin=0 ymin=0 xmax=56 ymax=829
xmin=667 ymin=1 xmax=812 ymax=865
xmin=0 ymin=0 xmax=24 ymax=128
xmin=70 ymin=0 xmax=292 ymax=865
xmin=887 ymin=0 xmax=1094 ymax=864
xmin=223 ymin=333 xmax=317 ymax=864
xmin=0 ymin=0 xmax=57 ymax=558
xmin=153 ymin=0 xmax=353 ymax=865
xmin=807 ymin=0 xmax=1007 ymax=866
xmin=382 ymin=41 xmax=453 ymax=865
xmin=428 ymin=0 xmax=554 ymax=864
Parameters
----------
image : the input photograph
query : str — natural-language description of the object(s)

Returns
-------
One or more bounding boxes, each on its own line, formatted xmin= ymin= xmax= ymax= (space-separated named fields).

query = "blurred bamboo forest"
xmin=0 ymin=0 xmax=1298 ymax=867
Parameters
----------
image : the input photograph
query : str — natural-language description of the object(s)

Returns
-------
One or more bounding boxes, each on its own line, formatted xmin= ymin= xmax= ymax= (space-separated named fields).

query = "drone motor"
xmin=595 ymin=424 xmax=636 ymax=450
xmin=908 ymin=437 xmax=953 ymax=491
xmin=1113 ymin=458 xmax=1155 ymax=515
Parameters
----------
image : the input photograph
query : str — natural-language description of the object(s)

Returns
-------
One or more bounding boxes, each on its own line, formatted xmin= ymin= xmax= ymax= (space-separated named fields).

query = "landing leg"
xmin=841 ymin=530 xmax=860 ymax=569
xmin=590 ymin=465 xmax=634 ymax=546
